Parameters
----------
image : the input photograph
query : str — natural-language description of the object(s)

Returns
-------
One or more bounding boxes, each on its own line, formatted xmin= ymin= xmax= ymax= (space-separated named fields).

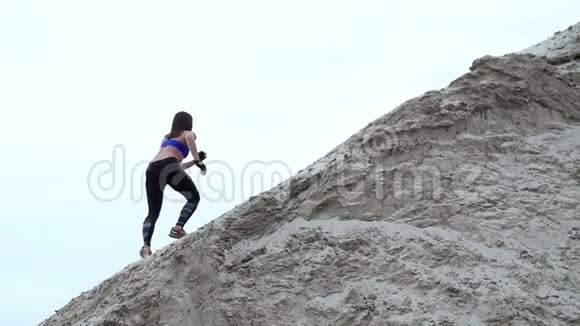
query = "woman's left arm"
xmin=181 ymin=160 xmax=197 ymax=170
xmin=181 ymin=131 xmax=201 ymax=170
xmin=184 ymin=131 xmax=201 ymax=161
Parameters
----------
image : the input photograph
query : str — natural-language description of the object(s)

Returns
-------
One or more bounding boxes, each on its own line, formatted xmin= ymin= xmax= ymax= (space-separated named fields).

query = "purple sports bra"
xmin=161 ymin=139 xmax=189 ymax=157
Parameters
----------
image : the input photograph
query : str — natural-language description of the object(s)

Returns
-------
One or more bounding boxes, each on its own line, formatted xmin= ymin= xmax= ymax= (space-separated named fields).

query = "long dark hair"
xmin=165 ymin=111 xmax=193 ymax=139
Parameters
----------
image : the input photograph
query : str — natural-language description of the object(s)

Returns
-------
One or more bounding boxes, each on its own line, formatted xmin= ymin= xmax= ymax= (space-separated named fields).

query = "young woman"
xmin=140 ymin=111 xmax=207 ymax=259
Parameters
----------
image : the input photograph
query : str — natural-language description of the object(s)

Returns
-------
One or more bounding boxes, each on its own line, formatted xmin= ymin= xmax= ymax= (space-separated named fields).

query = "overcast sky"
xmin=1 ymin=0 xmax=579 ymax=324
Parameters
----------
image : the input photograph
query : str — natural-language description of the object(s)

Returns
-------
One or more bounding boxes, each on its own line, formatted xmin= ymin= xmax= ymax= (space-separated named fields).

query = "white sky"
xmin=1 ymin=0 xmax=578 ymax=324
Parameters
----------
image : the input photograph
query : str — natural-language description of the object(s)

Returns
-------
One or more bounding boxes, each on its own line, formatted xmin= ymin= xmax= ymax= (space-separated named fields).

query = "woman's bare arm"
xmin=184 ymin=131 xmax=201 ymax=161
xmin=181 ymin=160 xmax=197 ymax=170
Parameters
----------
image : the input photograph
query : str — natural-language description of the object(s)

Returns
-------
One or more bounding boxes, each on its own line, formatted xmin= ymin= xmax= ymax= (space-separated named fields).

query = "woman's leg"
xmin=167 ymin=168 xmax=200 ymax=228
xmin=142 ymin=167 xmax=165 ymax=247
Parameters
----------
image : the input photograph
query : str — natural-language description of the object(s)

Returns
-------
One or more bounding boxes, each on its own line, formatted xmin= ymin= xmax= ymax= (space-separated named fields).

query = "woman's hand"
xmin=197 ymin=162 xmax=207 ymax=176
xmin=181 ymin=155 xmax=207 ymax=175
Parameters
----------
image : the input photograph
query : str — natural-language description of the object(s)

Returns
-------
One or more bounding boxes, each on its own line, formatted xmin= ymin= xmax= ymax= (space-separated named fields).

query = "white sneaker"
xmin=140 ymin=245 xmax=152 ymax=259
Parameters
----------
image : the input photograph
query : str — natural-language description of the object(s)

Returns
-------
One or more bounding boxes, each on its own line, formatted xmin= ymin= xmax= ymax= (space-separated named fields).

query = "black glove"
xmin=196 ymin=162 xmax=207 ymax=175
xmin=198 ymin=151 xmax=207 ymax=162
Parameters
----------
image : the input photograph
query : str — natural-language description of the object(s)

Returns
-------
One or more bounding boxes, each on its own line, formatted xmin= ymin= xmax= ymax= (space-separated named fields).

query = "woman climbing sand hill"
xmin=140 ymin=111 xmax=207 ymax=259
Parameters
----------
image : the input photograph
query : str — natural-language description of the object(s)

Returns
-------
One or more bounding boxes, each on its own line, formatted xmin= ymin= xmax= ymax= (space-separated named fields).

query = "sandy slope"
xmin=41 ymin=23 xmax=580 ymax=326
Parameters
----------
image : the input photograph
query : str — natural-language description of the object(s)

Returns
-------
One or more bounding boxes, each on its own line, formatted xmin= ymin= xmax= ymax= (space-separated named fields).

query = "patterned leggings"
xmin=142 ymin=157 xmax=200 ymax=246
